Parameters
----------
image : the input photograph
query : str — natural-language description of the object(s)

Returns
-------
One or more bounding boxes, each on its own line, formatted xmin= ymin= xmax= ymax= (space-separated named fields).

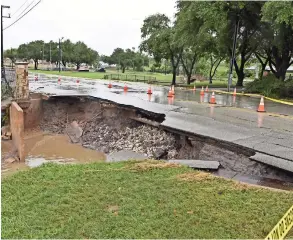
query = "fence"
xmin=103 ymin=74 xmax=157 ymax=84
xmin=1 ymin=66 xmax=16 ymax=100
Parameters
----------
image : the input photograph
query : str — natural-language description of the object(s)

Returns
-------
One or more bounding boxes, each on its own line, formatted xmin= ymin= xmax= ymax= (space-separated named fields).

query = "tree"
xmin=71 ymin=41 xmax=98 ymax=70
xmin=108 ymin=48 xmax=135 ymax=73
xmin=17 ymin=40 xmax=44 ymax=69
xmin=140 ymin=14 xmax=183 ymax=85
xmin=176 ymin=1 xmax=264 ymax=86
xmin=61 ymin=39 xmax=74 ymax=68
xmin=4 ymin=48 xmax=18 ymax=67
xmin=261 ymin=1 xmax=293 ymax=80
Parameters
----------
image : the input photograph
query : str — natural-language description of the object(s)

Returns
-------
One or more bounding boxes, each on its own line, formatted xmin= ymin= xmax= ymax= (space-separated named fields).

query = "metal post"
xmin=58 ymin=39 xmax=61 ymax=73
xmin=49 ymin=42 xmax=52 ymax=70
xmin=228 ymin=14 xmax=240 ymax=92
xmin=1 ymin=5 xmax=10 ymax=75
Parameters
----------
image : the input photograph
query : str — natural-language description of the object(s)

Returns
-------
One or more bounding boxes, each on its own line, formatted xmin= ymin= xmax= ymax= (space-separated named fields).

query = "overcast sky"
xmin=3 ymin=0 xmax=177 ymax=55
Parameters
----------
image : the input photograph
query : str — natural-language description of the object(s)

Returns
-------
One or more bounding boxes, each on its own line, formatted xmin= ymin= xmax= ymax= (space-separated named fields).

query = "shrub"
xmin=245 ymin=75 xmax=293 ymax=98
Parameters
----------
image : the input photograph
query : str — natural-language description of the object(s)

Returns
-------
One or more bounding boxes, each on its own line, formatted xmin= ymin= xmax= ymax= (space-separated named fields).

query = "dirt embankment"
xmin=40 ymin=96 xmax=293 ymax=182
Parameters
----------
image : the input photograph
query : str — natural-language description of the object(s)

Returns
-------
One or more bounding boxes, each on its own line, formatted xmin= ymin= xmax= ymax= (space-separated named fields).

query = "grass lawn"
xmin=2 ymin=160 xmax=293 ymax=239
xmin=30 ymin=69 xmax=234 ymax=88
xmin=30 ymin=69 xmax=175 ymax=83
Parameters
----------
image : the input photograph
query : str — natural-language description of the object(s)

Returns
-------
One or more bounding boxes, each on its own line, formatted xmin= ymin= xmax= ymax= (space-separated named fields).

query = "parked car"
xmin=97 ymin=68 xmax=106 ymax=72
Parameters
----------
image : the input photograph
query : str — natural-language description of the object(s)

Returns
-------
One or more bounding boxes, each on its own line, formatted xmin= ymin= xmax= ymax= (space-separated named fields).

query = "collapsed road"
xmin=28 ymin=73 xmax=293 ymax=174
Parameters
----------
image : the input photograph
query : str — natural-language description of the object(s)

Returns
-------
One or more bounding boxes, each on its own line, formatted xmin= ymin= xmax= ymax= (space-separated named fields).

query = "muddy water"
xmin=2 ymin=132 xmax=106 ymax=177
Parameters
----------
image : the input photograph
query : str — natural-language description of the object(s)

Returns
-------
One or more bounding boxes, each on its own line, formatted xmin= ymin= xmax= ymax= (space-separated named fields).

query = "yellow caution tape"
xmin=264 ymin=96 xmax=293 ymax=106
xmin=265 ymin=205 xmax=293 ymax=240
xmin=213 ymin=90 xmax=293 ymax=106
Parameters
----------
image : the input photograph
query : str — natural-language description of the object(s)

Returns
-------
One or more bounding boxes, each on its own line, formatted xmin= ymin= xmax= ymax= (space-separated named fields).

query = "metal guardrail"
xmin=103 ymin=74 xmax=157 ymax=84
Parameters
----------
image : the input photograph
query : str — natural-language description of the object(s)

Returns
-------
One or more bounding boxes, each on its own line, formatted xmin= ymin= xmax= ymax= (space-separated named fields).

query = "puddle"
xmin=2 ymin=132 xmax=106 ymax=177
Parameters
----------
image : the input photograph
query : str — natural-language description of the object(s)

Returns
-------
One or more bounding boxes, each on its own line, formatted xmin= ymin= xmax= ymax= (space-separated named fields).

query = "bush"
xmin=245 ymin=75 xmax=293 ymax=98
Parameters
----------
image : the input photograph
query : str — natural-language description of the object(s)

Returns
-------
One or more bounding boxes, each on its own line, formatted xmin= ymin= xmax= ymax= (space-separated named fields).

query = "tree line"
xmin=140 ymin=1 xmax=293 ymax=86
xmin=100 ymin=47 xmax=149 ymax=73
xmin=4 ymin=39 xmax=99 ymax=70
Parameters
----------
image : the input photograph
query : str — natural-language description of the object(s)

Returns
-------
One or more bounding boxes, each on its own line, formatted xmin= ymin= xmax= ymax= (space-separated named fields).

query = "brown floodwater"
xmin=1 ymin=131 xmax=106 ymax=177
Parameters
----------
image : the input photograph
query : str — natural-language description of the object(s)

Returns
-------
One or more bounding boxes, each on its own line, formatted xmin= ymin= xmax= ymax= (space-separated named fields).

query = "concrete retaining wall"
xmin=10 ymin=102 xmax=25 ymax=162
xmin=24 ymin=93 xmax=43 ymax=129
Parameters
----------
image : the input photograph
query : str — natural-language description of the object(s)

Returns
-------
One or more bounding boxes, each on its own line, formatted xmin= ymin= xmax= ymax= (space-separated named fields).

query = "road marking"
xmin=265 ymin=205 xmax=293 ymax=240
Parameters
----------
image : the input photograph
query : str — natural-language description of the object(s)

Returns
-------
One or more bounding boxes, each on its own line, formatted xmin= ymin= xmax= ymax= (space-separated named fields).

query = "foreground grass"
xmin=2 ymin=161 xmax=293 ymax=239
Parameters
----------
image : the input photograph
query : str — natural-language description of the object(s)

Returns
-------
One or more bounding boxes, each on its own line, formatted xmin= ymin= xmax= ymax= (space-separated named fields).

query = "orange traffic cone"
xmin=209 ymin=92 xmax=216 ymax=104
xmin=257 ymin=96 xmax=266 ymax=112
xmin=168 ymin=95 xmax=174 ymax=105
xmin=108 ymin=82 xmax=112 ymax=88
xmin=167 ymin=87 xmax=173 ymax=97
xmin=233 ymin=88 xmax=237 ymax=96
xmin=205 ymin=86 xmax=209 ymax=92
xmin=171 ymin=85 xmax=175 ymax=95
xmin=124 ymin=84 xmax=128 ymax=91
xmin=200 ymin=86 xmax=205 ymax=96
xmin=147 ymin=85 xmax=152 ymax=94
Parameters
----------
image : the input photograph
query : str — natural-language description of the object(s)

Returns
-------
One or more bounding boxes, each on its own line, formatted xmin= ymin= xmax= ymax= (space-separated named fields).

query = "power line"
xmin=3 ymin=0 xmax=41 ymax=31
xmin=13 ymin=0 xmax=35 ymax=20
xmin=11 ymin=0 xmax=29 ymax=17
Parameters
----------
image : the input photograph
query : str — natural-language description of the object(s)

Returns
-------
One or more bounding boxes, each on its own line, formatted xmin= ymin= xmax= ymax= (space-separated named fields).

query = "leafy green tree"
xmin=71 ymin=41 xmax=98 ymax=70
xmin=109 ymin=48 xmax=135 ymax=73
xmin=61 ymin=39 xmax=74 ymax=68
xmin=17 ymin=40 xmax=44 ymax=69
xmin=140 ymin=14 xmax=183 ymax=85
xmin=261 ymin=1 xmax=293 ymax=80
xmin=4 ymin=48 xmax=18 ymax=67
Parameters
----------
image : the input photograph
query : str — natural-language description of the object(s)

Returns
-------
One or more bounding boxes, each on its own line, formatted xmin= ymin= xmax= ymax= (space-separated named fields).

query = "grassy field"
xmin=2 ymin=160 xmax=293 ymax=239
xmin=30 ymin=69 xmax=235 ymax=88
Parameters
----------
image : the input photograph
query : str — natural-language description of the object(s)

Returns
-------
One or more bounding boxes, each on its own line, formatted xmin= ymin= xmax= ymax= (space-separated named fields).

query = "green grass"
xmin=2 ymin=161 xmax=293 ymax=239
xmin=30 ymin=69 xmax=175 ymax=83
xmin=30 ymin=69 xmax=234 ymax=88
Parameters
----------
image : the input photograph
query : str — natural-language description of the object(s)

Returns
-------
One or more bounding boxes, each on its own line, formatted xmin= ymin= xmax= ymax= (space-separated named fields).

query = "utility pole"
xmin=58 ymin=39 xmax=60 ymax=72
xmin=42 ymin=43 xmax=44 ymax=61
xmin=58 ymin=37 xmax=63 ymax=72
xmin=49 ymin=42 xmax=52 ymax=70
xmin=228 ymin=13 xmax=240 ymax=92
xmin=1 ymin=5 xmax=10 ymax=78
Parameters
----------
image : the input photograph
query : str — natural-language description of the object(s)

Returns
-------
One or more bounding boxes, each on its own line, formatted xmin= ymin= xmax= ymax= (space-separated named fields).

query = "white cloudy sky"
xmin=2 ymin=0 xmax=177 ymax=55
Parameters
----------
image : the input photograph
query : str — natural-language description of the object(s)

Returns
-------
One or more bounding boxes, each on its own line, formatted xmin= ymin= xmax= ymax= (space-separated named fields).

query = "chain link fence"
xmin=1 ymin=67 xmax=16 ymax=100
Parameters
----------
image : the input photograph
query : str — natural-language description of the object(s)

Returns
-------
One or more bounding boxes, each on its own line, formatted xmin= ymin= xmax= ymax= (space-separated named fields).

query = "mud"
xmin=1 ymin=130 xmax=106 ymax=177
xmin=40 ymin=97 xmax=176 ymax=159
xmin=37 ymin=96 xmax=293 ymax=186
